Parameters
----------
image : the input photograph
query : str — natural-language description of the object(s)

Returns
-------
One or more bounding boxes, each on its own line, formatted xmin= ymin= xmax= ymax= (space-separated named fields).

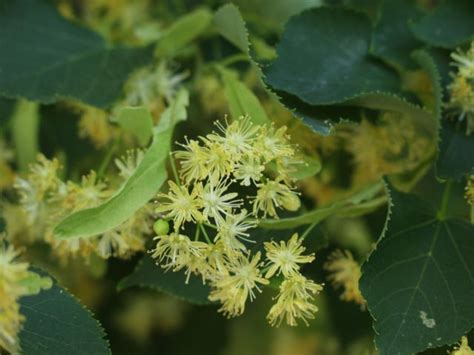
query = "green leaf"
xmin=214 ymin=4 xmax=250 ymax=54
xmin=410 ymin=0 xmax=474 ymax=49
xmin=218 ymin=67 xmax=270 ymax=125
xmin=258 ymin=182 xmax=387 ymax=229
xmin=156 ymin=8 xmax=212 ymax=56
xmin=437 ymin=119 xmax=474 ymax=180
xmin=263 ymin=7 xmax=433 ymax=135
xmin=11 ymin=100 xmax=39 ymax=171
xmin=19 ymin=274 xmax=110 ymax=355
xmin=118 ymin=255 xmax=213 ymax=305
xmin=53 ymin=89 xmax=189 ymax=240
xmin=372 ymin=0 xmax=423 ymax=69
xmin=0 ymin=0 xmax=152 ymax=107
xmin=265 ymin=7 xmax=402 ymax=106
xmin=360 ymin=184 xmax=474 ymax=354
xmin=114 ymin=106 xmax=153 ymax=146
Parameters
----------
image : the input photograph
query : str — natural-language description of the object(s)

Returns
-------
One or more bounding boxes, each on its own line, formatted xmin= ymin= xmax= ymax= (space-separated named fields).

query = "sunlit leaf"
xmin=53 ymin=90 xmax=189 ymax=240
xmin=114 ymin=106 xmax=153 ymax=146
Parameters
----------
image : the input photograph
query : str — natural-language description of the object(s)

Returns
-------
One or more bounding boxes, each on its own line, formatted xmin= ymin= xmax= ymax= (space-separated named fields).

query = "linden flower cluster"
xmin=0 ymin=241 xmax=51 ymax=353
xmin=151 ymin=116 xmax=323 ymax=326
xmin=324 ymin=249 xmax=366 ymax=308
xmin=449 ymin=41 xmax=474 ymax=134
xmin=14 ymin=151 xmax=153 ymax=261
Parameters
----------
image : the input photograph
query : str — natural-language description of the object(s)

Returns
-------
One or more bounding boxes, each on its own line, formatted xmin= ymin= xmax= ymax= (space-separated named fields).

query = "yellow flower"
xmin=253 ymin=180 xmax=301 ymax=217
xmin=267 ymin=273 xmax=323 ymax=327
xmin=0 ymin=243 xmax=51 ymax=353
xmin=78 ymin=106 xmax=114 ymax=149
xmin=451 ymin=42 xmax=474 ymax=78
xmin=449 ymin=41 xmax=474 ymax=134
xmin=66 ymin=171 xmax=110 ymax=210
xmin=216 ymin=210 xmax=257 ymax=251
xmin=175 ymin=138 xmax=209 ymax=183
xmin=254 ymin=125 xmax=295 ymax=162
xmin=233 ymin=154 xmax=265 ymax=186
xmin=197 ymin=181 xmax=241 ymax=225
xmin=202 ymin=139 xmax=234 ymax=184
xmin=451 ymin=336 xmax=473 ymax=355
xmin=209 ymin=252 xmax=269 ymax=317
xmin=206 ymin=115 xmax=258 ymax=156
xmin=151 ymin=233 xmax=204 ymax=269
xmin=115 ymin=149 xmax=145 ymax=179
xmin=324 ymin=249 xmax=365 ymax=307
xmin=155 ymin=181 xmax=203 ymax=230
xmin=14 ymin=155 xmax=61 ymax=225
xmin=264 ymin=233 xmax=315 ymax=278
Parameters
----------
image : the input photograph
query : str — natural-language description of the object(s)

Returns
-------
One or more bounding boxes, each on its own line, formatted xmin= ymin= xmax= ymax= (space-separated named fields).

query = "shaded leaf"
xmin=118 ymin=255 xmax=213 ymax=305
xmin=114 ymin=106 xmax=153 ymax=146
xmin=19 ymin=274 xmax=110 ymax=355
xmin=437 ymin=119 xmax=474 ymax=180
xmin=0 ymin=0 xmax=152 ymax=107
xmin=263 ymin=7 xmax=433 ymax=135
xmin=360 ymin=185 xmax=474 ymax=354
xmin=372 ymin=0 xmax=423 ymax=69
xmin=53 ymin=90 xmax=189 ymax=239
xmin=410 ymin=0 xmax=474 ymax=49
xmin=156 ymin=8 xmax=212 ymax=56
xmin=265 ymin=7 xmax=401 ymax=105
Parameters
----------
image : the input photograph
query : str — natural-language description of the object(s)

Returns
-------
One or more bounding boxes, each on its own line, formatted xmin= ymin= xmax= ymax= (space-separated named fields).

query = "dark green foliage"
xmin=0 ymin=0 xmax=152 ymax=107
xmin=118 ymin=256 xmax=213 ymax=305
xmin=360 ymin=186 xmax=474 ymax=354
xmin=19 ymin=276 xmax=110 ymax=355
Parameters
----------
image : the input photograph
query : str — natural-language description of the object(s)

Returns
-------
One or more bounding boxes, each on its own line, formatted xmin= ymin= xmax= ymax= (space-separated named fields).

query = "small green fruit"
xmin=153 ymin=219 xmax=170 ymax=235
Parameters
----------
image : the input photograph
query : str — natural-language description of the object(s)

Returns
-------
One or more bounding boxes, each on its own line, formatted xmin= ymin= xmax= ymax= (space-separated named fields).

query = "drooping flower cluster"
xmin=449 ymin=41 xmax=474 ymax=135
xmin=265 ymin=234 xmax=322 ymax=326
xmin=151 ymin=116 xmax=323 ymax=326
xmin=324 ymin=249 xmax=365 ymax=308
xmin=13 ymin=151 xmax=153 ymax=261
xmin=0 ymin=241 xmax=52 ymax=353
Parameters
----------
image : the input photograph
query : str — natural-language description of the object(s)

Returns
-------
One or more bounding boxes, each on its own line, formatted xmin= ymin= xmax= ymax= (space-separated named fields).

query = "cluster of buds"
xmin=151 ymin=116 xmax=323 ymax=326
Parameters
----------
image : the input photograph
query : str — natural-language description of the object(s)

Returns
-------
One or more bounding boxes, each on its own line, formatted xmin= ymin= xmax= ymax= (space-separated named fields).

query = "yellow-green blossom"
xmin=267 ymin=273 xmax=323 ymax=327
xmin=264 ymin=233 xmax=315 ymax=278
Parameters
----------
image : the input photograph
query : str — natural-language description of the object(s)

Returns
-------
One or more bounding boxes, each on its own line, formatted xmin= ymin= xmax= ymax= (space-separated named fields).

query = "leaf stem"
xmin=194 ymin=225 xmax=201 ymax=241
xmin=199 ymin=224 xmax=212 ymax=243
xmin=219 ymin=53 xmax=250 ymax=67
xmin=300 ymin=221 xmax=318 ymax=241
xmin=169 ymin=152 xmax=180 ymax=185
xmin=97 ymin=136 xmax=120 ymax=180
